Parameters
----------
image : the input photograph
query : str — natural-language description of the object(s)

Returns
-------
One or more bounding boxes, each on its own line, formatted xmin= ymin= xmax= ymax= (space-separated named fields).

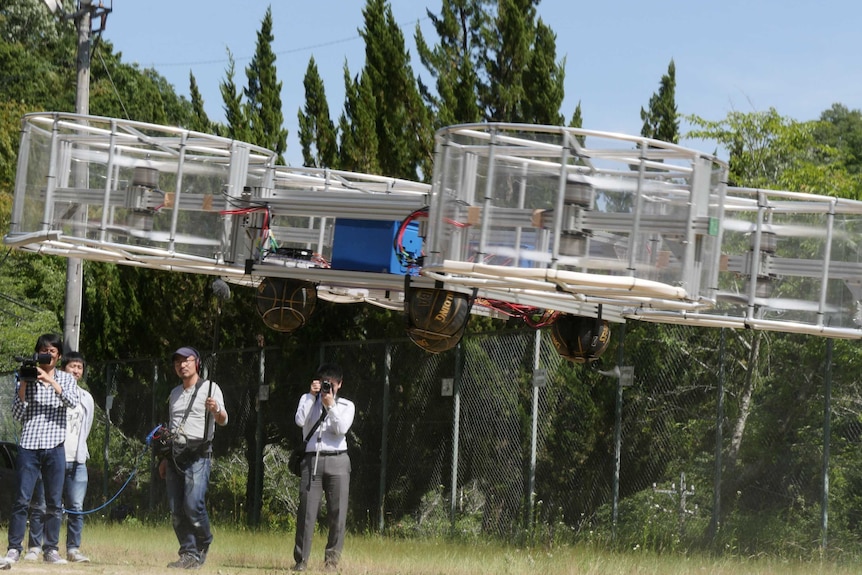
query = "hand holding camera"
xmin=15 ymin=352 xmax=54 ymax=384
xmin=310 ymin=378 xmax=335 ymax=408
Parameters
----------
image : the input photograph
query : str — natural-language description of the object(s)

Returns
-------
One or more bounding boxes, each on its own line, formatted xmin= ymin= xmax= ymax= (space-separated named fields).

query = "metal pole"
xmin=102 ymin=361 xmax=112 ymax=501
xmin=64 ymin=0 xmax=93 ymax=351
xmin=611 ymin=323 xmax=627 ymax=539
xmin=709 ymin=329 xmax=726 ymax=540
xmin=378 ymin=343 xmax=391 ymax=532
xmin=449 ymin=343 xmax=462 ymax=529
xmin=527 ymin=329 xmax=541 ymax=529
xmin=821 ymin=338 xmax=833 ymax=550
xmin=252 ymin=348 xmax=265 ymax=526
xmin=149 ymin=361 xmax=158 ymax=510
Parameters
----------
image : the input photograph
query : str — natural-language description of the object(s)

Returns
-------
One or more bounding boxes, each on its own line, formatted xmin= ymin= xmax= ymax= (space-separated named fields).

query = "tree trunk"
xmin=726 ymin=330 xmax=762 ymax=470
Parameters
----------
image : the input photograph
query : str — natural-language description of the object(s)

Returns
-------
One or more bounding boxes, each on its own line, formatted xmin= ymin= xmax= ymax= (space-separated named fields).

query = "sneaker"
xmin=167 ymin=553 xmax=200 ymax=569
xmin=23 ymin=547 xmax=40 ymax=561
xmin=3 ymin=550 xmax=19 ymax=564
xmin=0 ymin=558 xmax=10 ymax=570
xmin=43 ymin=549 xmax=68 ymax=564
xmin=291 ymin=561 xmax=307 ymax=572
xmin=68 ymin=549 xmax=90 ymax=563
xmin=198 ymin=547 xmax=208 ymax=566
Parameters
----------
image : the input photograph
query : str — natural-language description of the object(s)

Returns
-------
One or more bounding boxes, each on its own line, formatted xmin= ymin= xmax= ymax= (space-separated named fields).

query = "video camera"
xmin=15 ymin=353 xmax=53 ymax=383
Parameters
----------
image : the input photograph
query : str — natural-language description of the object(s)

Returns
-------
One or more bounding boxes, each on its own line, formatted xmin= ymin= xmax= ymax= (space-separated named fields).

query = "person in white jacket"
xmin=22 ymin=351 xmax=95 ymax=564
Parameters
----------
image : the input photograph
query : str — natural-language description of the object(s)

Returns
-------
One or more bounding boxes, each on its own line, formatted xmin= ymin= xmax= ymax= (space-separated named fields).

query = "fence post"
xmin=709 ymin=328 xmax=726 ymax=541
xmin=527 ymin=329 xmax=541 ymax=530
xmin=378 ymin=342 xmax=391 ymax=532
xmin=821 ymin=338 xmax=833 ymax=550
xmin=251 ymin=347 xmax=266 ymax=526
xmin=611 ymin=323 xmax=627 ymax=539
xmin=148 ymin=361 xmax=158 ymax=510
xmin=449 ymin=342 xmax=462 ymax=530
xmin=103 ymin=361 xmax=114 ymax=501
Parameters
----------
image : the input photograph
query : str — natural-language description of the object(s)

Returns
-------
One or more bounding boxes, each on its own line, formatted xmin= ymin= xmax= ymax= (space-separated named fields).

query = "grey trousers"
xmin=293 ymin=452 xmax=351 ymax=565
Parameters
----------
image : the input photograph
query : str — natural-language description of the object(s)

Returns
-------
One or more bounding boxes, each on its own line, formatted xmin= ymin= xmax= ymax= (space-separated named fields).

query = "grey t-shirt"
xmin=168 ymin=378 xmax=227 ymax=443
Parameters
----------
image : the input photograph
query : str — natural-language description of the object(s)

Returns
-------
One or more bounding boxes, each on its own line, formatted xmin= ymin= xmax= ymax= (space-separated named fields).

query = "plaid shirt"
xmin=12 ymin=369 xmax=80 ymax=450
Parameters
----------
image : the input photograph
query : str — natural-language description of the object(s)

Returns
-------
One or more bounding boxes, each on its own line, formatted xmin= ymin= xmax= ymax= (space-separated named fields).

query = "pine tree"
xmin=297 ymin=56 xmax=338 ymax=169
xmin=338 ymin=65 xmax=380 ymax=174
xmin=415 ymin=0 xmax=483 ymax=127
xmin=569 ymin=100 xmax=585 ymax=146
xmin=640 ymin=59 xmax=679 ymax=144
xmin=244 ymin=6 xmax=288 ymax=163
xmin=188 ymin=71 xmax=213 ymax=134
xmin=356 ymin=0 xmax=432 ymax=181
xmin=219 ymin=50 xmax=249 ymax=142
xmin=522 ymin=18 xmax=565 ymax=125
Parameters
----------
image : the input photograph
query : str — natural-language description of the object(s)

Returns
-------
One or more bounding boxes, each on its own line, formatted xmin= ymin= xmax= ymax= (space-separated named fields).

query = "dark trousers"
xmin=293 ymin=452 xmax=350 ymax=566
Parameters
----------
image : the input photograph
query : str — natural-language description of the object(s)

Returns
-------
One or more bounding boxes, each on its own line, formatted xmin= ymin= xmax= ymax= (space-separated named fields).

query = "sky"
xmin=104 ymin=0 xmax=862 ymax=168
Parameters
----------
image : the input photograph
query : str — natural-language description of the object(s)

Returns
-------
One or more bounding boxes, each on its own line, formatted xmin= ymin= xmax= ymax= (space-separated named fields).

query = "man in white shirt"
xmin=292 ymin=363 xmax=355 ymax=572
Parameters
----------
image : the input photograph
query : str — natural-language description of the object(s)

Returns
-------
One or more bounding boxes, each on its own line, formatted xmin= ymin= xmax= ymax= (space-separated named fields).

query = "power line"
xmin=135 ymin=16 xmax=430 ymax=69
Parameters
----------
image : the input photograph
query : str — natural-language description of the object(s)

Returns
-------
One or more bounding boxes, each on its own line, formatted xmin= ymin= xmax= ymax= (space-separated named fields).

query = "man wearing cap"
xmin=159 ymin=346 xmax=228 ymax=570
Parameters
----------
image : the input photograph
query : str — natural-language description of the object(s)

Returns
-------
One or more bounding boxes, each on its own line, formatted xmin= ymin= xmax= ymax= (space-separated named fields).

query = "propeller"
xmin=715 ymin=291 xmax=841 ymax=313
xmin=722 ymin=218 xmax=836 ymax=239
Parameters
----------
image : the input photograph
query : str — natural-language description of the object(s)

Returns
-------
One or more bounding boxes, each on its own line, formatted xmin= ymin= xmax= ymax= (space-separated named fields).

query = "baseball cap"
xmin=172 ymin=346 xmax=199 ymax=360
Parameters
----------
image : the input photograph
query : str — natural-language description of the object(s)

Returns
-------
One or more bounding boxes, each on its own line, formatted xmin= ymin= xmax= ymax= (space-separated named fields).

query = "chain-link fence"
xmin=2 ymin=324 xmax=860 ymax=555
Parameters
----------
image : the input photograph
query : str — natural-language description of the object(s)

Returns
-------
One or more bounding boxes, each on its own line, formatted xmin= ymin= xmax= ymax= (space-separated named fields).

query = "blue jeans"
xmin=29 ymin=462 xmax=89 ymax=551
xmin=165 ymin=456 xmax=213 ymax=561
xmin=8 ymin=445 xmax=64 ymax=554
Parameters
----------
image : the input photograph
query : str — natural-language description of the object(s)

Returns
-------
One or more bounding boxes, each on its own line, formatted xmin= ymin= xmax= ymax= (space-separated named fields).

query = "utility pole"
xmin=45 ymin=1 xmax=111 ymax=352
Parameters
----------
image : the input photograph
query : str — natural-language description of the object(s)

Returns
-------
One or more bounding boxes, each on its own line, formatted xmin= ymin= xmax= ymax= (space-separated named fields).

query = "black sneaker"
xmin=291 ymin=561 xmax=307 ymax=572
xmin=167 ymin=553 xmax=200 ymax=569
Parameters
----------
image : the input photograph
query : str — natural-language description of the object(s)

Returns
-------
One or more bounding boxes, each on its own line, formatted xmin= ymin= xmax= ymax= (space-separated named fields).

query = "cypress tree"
xmin=338 ymin=65 xmax=380 ymax=174
xmin=244 ymin=6 xmax=288 ymax=163
xmin=298 ymin=56 xmax=338 ymax=169
xmin=415 ymin=0 xmax=484 ymax=127
xmin=356 ymin=0 xmax=432 ymax=181
xmin=640 ymin=59 xmax=679 ymax=144
xmin=188 ymin=71 xmax=213 ymax=134
xmin=219 ymin=50 xmax=249 ymax=142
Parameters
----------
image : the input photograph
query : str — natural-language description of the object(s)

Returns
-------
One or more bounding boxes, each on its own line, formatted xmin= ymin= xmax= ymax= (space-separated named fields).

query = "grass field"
xmin=3 ymin=521 xmax=860 ymax=575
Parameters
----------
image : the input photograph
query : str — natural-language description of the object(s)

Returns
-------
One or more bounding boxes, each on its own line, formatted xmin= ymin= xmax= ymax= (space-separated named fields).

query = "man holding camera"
xmin=2 ymin=334 xmax=80 ymax=567
xmin=24 ymin=351 xmax=95 ymax=563
xmin=292 ymin=363 xmax=355 ymax=572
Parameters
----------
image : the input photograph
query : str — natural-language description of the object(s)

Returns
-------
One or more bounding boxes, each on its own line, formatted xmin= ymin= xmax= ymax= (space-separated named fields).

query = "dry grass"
xmin=3 ymin=521 xmax=859 ymax=575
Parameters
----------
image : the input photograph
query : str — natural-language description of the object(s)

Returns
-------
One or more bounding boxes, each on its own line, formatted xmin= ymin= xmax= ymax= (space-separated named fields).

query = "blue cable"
xmin=65 ymin=424 xmax=164 ymax=516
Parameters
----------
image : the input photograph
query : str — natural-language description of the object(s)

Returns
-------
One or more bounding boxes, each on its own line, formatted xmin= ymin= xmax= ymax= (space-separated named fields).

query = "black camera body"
xmin=321 ymin=379 xmax=332 ymax=394
xmin=16 ymin=353 xmax=53 ymax=383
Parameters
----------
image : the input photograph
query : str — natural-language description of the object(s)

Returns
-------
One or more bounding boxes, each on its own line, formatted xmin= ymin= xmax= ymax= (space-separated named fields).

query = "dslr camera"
xmin=15 ymin=353 xmax=53 ymax=383
xmin=321 ymin=379 xmax=332 ymax=394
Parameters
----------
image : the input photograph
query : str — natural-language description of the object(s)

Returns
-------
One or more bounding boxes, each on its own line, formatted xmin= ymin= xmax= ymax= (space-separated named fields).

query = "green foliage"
xmin=187 ymin=72 xmax=215 ymax=134
xmin=297 ymin=56 xmax=338 ymax=168
xmin=640 ymin=59 xmax=679 ymax=144
xmin=686 ymin=108 xmax=859 ymax=196
xmin=356 ymin=0 xmax=432 ymax=181
xmin=243 ymin=6 xmax=287 ymax=164
xmin=415 ymin=0 xmax=483 ymax=127
xmin=219 ymin=50 xmax=250 ymax=142
xmin=338 ymin=67 xmax=380 ymax=174
xmin=386 ymin=485 xmax=483 ymax=540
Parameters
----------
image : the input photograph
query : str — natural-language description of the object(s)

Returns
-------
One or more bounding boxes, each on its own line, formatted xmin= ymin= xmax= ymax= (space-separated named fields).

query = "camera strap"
xmin=303 ymin=408 xmax=326 ymax=445
xmin=175 ymin=378 xmax=205 ymax=435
